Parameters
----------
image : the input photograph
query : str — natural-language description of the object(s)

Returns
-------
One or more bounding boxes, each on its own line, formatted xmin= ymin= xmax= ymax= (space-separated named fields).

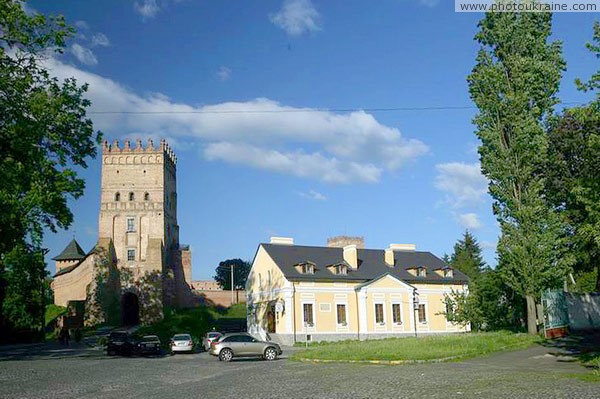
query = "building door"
xmin=266 ymin=306 xmax=276 ymax=333
xmin=121 ymin=292 xmax=140 ymax=326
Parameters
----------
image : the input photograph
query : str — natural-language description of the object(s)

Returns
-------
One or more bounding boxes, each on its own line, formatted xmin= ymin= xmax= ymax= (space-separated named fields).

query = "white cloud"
xmin=216 ymin=66 xmax=231 ymax=81
xmin=70 ymin=44 xmax=98 ymax=66
xmin=270 ymin=0 xmax=321 ymax=36
xmin=298 ymin=190 xmax=327 ymax=201
xmin=91 ymin=33 xmax=110 ymax=47
xmin=43 ymin=57 xmax=428 ymax=183
xmin=75 ymin=20 xmax=89 ymax=30
xmin=434 ymin=162 xmax=488 ymax=208
xmin=457 ymin=213 xmax=483 ymax=230
xmin=134 ymin=0 xmax=160 ymax=20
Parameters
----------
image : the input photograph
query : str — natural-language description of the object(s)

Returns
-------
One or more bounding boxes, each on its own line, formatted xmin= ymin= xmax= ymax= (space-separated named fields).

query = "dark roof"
xmin=52 ymin=239 xmax=87 ymax=261
xmin=261 ymin=244 xmax=468 ymax=284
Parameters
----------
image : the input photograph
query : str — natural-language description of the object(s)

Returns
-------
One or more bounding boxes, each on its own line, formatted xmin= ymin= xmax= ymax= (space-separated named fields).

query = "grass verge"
xmin=291 ymin=331 xmax=540 ymax=364
xmin=570 ymin=353 xmax=600 ymax=383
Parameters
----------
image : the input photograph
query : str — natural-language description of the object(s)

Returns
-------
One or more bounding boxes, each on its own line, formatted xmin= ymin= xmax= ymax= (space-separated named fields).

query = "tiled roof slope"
xmin=261 ymin=244 xmax=468 ymax=284
xmin=51 ymin=239 xmax=87 ymax=261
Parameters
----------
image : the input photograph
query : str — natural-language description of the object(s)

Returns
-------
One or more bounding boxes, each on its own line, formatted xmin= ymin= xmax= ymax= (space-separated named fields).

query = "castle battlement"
xmin=102 ymin=138 xmax=177 ymax=165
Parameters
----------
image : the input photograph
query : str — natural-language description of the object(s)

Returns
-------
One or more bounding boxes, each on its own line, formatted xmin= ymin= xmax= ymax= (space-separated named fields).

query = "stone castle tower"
xmin=52 ymin=138 xmax=192 ymax=326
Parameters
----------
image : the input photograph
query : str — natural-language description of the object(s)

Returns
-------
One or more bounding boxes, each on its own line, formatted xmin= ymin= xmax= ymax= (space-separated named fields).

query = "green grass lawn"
xmin=291 ymin=331 xmax=541 ymax=363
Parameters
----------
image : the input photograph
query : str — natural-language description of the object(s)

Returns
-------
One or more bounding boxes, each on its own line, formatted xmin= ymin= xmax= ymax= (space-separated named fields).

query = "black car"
xmin=107 ymin=331 xmax=138 ymax=356
xmin=138 ymin=335 xmax=161 ymax=355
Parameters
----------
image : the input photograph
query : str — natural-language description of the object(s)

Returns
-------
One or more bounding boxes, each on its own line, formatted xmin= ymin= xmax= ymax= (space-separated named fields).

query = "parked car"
xmin=209 ymin=333 xmax=282 ymax=362
xmin=202 ymin=331 xmax=222 ymax=351
xmin=170 ymin=333 xmax=194 ymax=354
xmin=138 ymin=335 xmax=161 ymax=355
xmin=107 ymin=331 xmax=138 ymax=356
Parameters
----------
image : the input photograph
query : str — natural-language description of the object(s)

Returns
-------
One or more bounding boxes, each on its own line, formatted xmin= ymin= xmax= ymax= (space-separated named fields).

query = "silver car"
xmin=202 ymin=331 xmax=222 ymax=351
xmin=170 ymin=333 xmax=194 ymax=353
xmin=209 ymin=333 xmax=282 ymax=362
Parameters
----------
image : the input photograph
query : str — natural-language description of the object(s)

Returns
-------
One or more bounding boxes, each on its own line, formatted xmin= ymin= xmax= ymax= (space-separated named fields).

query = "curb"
xmin=294 ymin=355 xmax=464 ymax=365
xmin=292 ymin=343 xmax=535 ymax=365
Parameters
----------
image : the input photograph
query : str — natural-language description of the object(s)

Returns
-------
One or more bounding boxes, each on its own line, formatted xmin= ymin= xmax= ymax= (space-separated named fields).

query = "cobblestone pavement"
xmin=0 ymin=342 xmax=598 ymax=399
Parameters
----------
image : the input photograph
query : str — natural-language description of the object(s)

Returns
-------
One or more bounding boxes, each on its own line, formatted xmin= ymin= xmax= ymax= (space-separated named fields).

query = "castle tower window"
xmin=115 ymin=192 xmax=121 ymax=201
xmin=126 ymin=217 xmax=135 ymax=232
xmin=144 ymin=192 xmax=150 ymax=201
xmin=129 ymin=192 xmax=135 ymax=201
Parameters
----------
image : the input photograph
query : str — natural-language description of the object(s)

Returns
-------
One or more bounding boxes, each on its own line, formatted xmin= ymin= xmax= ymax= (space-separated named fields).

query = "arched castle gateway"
xmin=52 ymin=139 xmax=193 ymax=326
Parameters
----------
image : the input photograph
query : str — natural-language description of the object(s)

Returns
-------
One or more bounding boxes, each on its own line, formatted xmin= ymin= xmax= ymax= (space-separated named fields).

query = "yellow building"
xmin=246 ymin=237 xmax=469 ymax=345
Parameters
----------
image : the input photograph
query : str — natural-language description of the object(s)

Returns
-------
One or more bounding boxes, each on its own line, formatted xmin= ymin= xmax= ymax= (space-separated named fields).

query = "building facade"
xmin=51 ymin=138 xmax=192 ymax=326
xmin=246 ymin=237 xmax=469 ymax=345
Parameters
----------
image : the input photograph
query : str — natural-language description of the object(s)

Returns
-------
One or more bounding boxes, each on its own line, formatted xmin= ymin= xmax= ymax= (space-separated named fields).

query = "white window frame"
xmin=418 ymin=303 xmax=428 ymax=324
xmin=391 ymin=302 xmax=403 ymax=325
xmin=374 ymin=302 xmax=386 ymax=325
xmin=126 ymin=217 xmax=135 ymax=232
xmin=302 ymin=302 xmax=316 ymax=328
xmin=336 ymin=302 xmax=348 ymax=327
xmin=126 ymin=248 xmax=135 ymax=262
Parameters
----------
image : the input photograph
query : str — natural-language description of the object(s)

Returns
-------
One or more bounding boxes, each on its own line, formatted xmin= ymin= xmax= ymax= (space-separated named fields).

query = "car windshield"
xmin=110 ymin=332 xmax=128 ymax=340
xmin=173 ymin=334 xmax=191 ymax=341
xmin=142 ymin=336 xmax=159 ymax=342
xmin=208 ymin=333 xmax=220 ymax=338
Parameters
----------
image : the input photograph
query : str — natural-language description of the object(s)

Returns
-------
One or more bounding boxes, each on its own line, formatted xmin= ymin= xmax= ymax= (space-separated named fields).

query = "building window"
xmin=127 ymin=249 xmax=135 ymax=261
xmin=303 ymin=303 xmax=314 ymax=326
xmin=417 ymin=267 xmax=426 ymax=277
xmin=144 ymin=192 xmax=150 ymax=201
xmin=126 ymin=217 xmax=135 ymax=232
xmin=444 ymin=268 xmax=453 ymax=278
xmin=375 ymin=303 xmax=384 ymax=324
xmin=335 ymin=264 xmax=347 ymax=275
xmin=129 ymin=192 xmax=135 ymax=201
xmin=115 ymin=192 xmax=121 ymax=201
xmin=418 ymin=304 xmax=427 ymax=323
xmin=392 ymin=303 xmax=402 ymax=324
xmin=301 ymin=264 xmax=314 ymax=274
xmin=445 ymin=302 xmax=454 ymax=319
xmin=336 ymin=304 xmax=347 ymax=325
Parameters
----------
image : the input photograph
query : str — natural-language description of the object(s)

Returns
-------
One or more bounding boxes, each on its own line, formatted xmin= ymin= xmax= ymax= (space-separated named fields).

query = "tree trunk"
xmin=526 ymin=295 xmax=538 ymax=335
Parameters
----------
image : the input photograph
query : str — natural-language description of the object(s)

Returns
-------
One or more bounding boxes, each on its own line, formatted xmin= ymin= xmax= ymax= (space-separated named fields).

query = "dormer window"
xmin=443 ymin=268 xmax=453 ymax=278
xmin=296 ymin=262 xmax=316 ymax=274
xmin=417 ymin=267 xmax=426 ymax=277
xmin=327 ymin=262 xmax=349 ymax=275
xmin=302 ymin=264 xmax=315 ymax=274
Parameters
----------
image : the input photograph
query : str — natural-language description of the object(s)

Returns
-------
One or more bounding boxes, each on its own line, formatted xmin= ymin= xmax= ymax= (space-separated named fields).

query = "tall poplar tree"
xmin=467 ymin=11 xmax=569 ymax=334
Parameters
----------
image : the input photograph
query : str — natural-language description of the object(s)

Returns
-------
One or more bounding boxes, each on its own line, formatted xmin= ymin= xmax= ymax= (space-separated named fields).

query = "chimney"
xmin=343 ymin=245 xmax=358 ymax=269
xmin=384 ymin=243 xmax=416 ymax=267
xmin=270 ymin=237 xmax=294 ymax=245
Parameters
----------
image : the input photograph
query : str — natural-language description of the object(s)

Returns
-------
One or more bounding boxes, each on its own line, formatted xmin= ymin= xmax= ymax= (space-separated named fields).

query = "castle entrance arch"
xmin=121 ymin=292 xmax=140 ymax=326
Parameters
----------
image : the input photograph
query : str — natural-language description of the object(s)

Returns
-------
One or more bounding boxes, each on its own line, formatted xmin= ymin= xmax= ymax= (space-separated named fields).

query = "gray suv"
xmin=209 ymin=333 xmax=282 ymax=362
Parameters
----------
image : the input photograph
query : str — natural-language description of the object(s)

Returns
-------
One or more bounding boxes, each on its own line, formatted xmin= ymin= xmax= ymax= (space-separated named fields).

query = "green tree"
xmin=0 ymin=0 xmax=101 ymax=340
xmin=213 ymin=259 xmax=251 ymax=290
xmin=547 ymin=23 xmax=600 ymax=292
xmin=448 ymin=231 xmax=486 ymax=279
xmin=467 ymin=10 xmax=570 ymax=334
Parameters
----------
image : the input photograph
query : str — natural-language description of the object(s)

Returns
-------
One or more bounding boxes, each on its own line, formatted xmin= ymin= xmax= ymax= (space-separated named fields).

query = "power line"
xmin=86 ymin=101 xmax=585 ymax=115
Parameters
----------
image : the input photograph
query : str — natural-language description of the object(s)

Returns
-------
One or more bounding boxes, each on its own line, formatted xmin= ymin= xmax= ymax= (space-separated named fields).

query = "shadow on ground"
xmin=540 ymin=332 xmax=600 ymax=368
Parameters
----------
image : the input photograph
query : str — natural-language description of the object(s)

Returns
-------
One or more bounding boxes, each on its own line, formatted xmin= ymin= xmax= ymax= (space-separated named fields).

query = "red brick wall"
xmin=194 ymin=290 xmax=246 ymax=307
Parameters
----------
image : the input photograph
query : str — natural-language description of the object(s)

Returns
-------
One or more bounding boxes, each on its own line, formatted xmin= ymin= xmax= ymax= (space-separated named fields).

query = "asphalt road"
xmin=0 ymin=341 xmax=598 ymax=399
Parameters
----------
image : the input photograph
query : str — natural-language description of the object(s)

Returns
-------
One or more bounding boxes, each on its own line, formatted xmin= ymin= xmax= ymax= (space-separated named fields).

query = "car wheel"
xmin=219 ymin=348 xmax=233 ymax=362
xmin=264 ymin=347 xmax=278 ymax=361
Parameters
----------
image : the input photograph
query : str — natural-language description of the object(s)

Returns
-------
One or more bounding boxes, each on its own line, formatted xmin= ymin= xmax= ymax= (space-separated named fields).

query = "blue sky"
xmin=32 ymin=0 xmax=599 ymax=280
